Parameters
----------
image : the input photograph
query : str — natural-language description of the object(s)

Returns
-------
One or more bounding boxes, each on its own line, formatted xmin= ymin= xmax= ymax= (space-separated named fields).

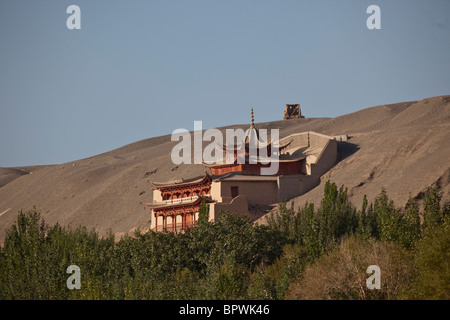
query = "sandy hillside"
xmin=0 ymin=96 xmax=449 ymax=241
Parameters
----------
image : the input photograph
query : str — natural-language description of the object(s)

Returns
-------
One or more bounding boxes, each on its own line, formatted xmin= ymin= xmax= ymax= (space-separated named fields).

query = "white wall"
xmin=210 ymin=195 xmax=250 ymax=221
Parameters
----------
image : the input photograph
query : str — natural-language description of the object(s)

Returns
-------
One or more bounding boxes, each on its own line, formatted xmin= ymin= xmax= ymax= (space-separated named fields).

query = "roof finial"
xmin=251 ymin=108 xmax=254 ymax=127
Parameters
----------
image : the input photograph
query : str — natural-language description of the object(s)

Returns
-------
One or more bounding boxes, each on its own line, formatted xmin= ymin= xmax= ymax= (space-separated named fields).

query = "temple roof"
xmin=143 ymin=194 xmax=214 ymax=210
xmin=212 ymin=172 xmax=279 ymax=182
xmin=151 ymin=173 xmax=212 ymax=189
xmin=219 ymin=137 xmax=291 ymax=152
xmin=202 ymin=155 xmax=305 ymax=168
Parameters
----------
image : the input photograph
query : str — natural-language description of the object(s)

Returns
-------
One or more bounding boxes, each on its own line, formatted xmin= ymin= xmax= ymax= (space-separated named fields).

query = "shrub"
xmin=285 ymin=236 xmax=415 ymax=300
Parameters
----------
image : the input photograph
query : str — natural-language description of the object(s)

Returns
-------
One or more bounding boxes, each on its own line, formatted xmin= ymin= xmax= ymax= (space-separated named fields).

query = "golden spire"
xmin=250 ymin=108 xmax=254 ymax=127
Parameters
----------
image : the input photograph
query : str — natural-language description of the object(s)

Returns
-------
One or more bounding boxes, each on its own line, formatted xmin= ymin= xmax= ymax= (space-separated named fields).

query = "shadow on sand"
xmin=336 ymin=140 xmax=360 ymax=163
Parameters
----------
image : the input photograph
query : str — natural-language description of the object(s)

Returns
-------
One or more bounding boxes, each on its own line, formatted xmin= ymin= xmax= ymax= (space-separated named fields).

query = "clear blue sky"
xmin=1 ymin=0 xmax=449 ymax=167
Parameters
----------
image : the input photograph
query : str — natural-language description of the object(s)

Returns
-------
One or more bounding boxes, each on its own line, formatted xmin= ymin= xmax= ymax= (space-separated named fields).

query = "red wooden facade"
xmin=151 ymin=175 xmax=212 ymax=232
xmin=205 ymin=159 xmax=304 ymax=176
xmin=152 ymin=199 xmax=202 ymax=232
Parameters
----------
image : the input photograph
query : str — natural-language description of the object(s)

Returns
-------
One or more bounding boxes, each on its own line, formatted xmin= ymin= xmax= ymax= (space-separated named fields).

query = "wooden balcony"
xmin=153 ymin=220 xmax=197 ymax=233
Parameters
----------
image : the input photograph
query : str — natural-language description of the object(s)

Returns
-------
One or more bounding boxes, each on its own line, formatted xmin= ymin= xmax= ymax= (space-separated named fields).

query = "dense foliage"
xmin=0 ymin=182 xmax=448 ymax=300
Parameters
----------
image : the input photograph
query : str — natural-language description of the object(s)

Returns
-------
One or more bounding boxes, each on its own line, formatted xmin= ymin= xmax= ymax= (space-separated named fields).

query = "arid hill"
xmin=0 ymin=96 xmax=449 ymax=241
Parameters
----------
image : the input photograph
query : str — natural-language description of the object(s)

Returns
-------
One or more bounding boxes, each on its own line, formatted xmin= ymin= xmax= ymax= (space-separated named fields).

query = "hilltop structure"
xmin=145 ymin=110 xmax=338 ymax=232
xmin=283 ymin=104 xmax=305 ymax=120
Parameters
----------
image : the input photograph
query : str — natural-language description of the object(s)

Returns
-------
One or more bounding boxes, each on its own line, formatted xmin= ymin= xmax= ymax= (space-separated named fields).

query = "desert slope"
xmin=0 ymin=96 xmax=449 ymax=241
xmin=288 ymin=96 xmax=450 ymax=214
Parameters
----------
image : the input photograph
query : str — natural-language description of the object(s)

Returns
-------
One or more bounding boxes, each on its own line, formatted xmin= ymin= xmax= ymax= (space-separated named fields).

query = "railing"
xmin=157 ymin=194 xmax=211 ymax=205
xmin=153 ymin=221 xmax=197 ymax=232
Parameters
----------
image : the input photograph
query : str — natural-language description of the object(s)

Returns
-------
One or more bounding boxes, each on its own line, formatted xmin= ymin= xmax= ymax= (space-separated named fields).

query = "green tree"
xmin=298 ymin=202 xmax=321 ymax=262
xmin=422 ymin=186 xmax=443 ymax=231
xmin=356 ymin=195 xmax=374 ymax=240
xmin=203 ymin=259 xmax=250 ymax=299
xmin=317 ymin=182 xmax=357 ymax=248
xmin=400 ymin=196 xmax=421 ymax=249
xmin=198 ymin=199 xmax=210 ymax=227
xmin=266 ymin=201 xmax=296 ymax=244
xmin=403 ymin=218 xmax=450 ymax=299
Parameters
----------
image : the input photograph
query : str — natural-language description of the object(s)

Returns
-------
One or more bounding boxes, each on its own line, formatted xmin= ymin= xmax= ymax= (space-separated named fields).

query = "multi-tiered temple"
xmin=145 ymin=174 xmax=214 ymax=232
xmin=144 ymin=109 xmax=339 ymax=232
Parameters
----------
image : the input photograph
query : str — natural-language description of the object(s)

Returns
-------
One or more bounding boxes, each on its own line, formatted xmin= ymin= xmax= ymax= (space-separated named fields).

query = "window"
xmin=231 ymin=186 xmax=239 ymax=198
